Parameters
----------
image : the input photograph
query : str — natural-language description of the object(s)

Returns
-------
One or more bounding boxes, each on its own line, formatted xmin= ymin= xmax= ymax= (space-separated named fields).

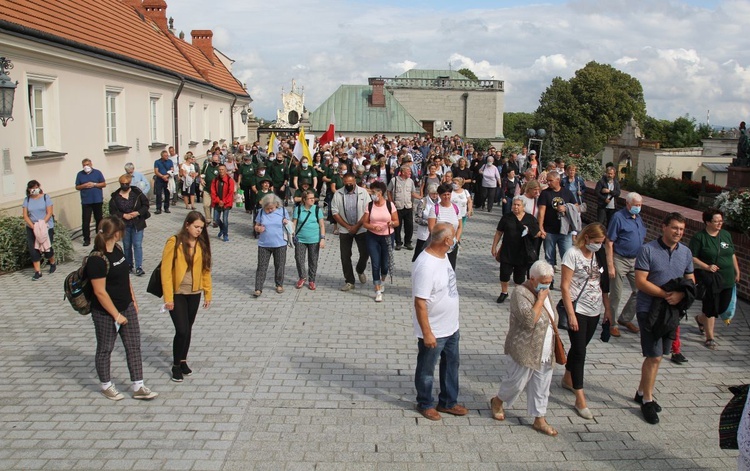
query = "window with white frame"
xmin=28 ymin=83 xmax=46 ymax=150
xmin=188 ymin=102 xmax=196 ymax=142
xmin=150 ymin=93 xmax=162 ymax=143
xmin=203 ymin=105 xmax=210 ymax=140
xmin=105 ymin=88 xmax=122 ymax=146
xmin=25 ymin=74 xmax=59 ymax=153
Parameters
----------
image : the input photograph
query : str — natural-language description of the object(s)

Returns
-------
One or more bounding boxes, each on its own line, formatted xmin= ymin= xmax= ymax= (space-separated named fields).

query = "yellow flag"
xmin=268 ymin=132 xmax=279 ymax=155
xmin=293 ymin=127 xmax=312 ymax=161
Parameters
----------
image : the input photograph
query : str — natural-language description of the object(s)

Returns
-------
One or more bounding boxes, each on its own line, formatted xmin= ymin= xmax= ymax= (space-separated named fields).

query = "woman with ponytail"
xmin=88 ymin=216 xmax=158 ymax=401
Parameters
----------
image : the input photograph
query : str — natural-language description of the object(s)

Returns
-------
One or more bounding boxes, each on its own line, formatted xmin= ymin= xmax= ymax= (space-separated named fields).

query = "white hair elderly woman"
xmin=253 ymin=193 xmax=290 ymax=297
xmin=490 ymin=260 xmax=559 ymax=436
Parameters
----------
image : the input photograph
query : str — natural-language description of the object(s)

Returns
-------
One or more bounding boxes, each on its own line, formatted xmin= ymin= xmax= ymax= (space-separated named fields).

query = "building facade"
xmin=0 ymin=0 xmax=251 ymax=229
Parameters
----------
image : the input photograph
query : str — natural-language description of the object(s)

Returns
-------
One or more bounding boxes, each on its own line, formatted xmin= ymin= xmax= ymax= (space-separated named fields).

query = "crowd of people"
xmin=22 ymin=133 xmax=743 ymax=457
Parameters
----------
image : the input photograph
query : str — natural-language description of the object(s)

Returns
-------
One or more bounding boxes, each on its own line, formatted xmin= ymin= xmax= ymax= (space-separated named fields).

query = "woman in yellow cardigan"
xmin=160 ymin=211 xmax=212 ymax=382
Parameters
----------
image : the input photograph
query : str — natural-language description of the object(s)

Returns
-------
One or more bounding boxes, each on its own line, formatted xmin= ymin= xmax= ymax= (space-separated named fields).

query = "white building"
xmin=0 ymin=0 xmax=251 ymax=229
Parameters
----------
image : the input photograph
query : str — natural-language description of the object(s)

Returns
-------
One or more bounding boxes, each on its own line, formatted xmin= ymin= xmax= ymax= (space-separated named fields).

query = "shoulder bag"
xmin=147 ymin=236 xmax=178 ymax=298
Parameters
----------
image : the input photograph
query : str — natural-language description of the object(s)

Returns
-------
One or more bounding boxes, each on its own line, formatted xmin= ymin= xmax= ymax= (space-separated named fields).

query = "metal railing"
xmin=382 ymin=77 xmax=504 ymax=91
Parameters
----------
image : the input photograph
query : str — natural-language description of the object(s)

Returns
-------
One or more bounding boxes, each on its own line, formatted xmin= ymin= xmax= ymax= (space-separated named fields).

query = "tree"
xmin=503 ymin=112 xmax=537 ymax=143
xmin=535 ymin=61 xmax=646 ymax=156
xmin=641 ymin=115 xmax=670 ymax=143
xmin=457 ymin=68 xmax=478 ymax=80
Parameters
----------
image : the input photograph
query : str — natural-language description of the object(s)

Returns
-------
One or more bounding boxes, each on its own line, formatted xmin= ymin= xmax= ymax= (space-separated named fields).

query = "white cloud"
xmin=165 ymin=0 xmax=750 ymax=127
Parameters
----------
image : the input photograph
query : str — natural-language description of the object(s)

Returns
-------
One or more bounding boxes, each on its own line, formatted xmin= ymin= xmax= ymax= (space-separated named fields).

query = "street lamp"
xmin=240 ymin=107 xmax=248 ymax=125
xmin=526 ymin=128 xmax=546 ymax=163
xmin=0 ymin=57 xmax=18 ymax=127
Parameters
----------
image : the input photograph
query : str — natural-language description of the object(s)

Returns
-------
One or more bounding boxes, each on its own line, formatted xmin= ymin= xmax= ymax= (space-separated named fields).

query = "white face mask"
xmin=586 ymin=242 xmax=602 ymax=252
xmin=83 ymin=165 xmax=92 ymax=173
xmin=371 ymin=194 xmax=380 ymax=202
xmin=30 ymin=188 xmax=41 ymax=196
xmin=302 ymin=163 xmax=309 ymax=169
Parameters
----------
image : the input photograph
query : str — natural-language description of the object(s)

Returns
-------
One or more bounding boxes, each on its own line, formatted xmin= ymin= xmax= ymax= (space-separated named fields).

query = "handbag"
xmin=146 ymin=236 xmax=178 ymax=298
xmin=719 ymin=384 xmax=749 ymax=449
xmin=543 ymin=291 xmax=567 ymax=365
xmin=556 ymin=256 xmax=593 ymax=330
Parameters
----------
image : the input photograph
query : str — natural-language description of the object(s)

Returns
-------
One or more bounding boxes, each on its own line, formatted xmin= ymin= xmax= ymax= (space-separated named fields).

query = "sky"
xmin=166 ymin=0 xmax=748 ymax=128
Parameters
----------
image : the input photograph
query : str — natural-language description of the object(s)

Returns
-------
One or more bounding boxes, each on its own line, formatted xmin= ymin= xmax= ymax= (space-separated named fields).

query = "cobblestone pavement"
xmin=0 ymin=204 xmax=747 ymax=470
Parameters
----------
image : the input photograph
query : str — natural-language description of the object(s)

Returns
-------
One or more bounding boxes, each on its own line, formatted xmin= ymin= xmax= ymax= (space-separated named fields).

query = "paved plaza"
xmin=0 ymin=206 xmax=747 ymax=470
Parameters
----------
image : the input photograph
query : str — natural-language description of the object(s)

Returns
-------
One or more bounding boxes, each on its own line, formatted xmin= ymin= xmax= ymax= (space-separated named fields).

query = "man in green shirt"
xmin=267 ymin=152 xmax=290 ymax=203
xmin=201 ymin=152 xmax=221 ymax=226
xmin=237 ymin=155 xmax=256 ymax=213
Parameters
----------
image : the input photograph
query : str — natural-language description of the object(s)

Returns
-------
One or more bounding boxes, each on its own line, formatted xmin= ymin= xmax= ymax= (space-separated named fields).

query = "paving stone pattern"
xmin=0 ymin=205 xmax=746 ymax=470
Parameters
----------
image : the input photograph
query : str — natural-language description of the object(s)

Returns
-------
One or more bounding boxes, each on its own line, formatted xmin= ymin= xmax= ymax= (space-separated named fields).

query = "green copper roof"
xmin=396 ymin=69 xmax=468 ymax=80
xmin=310 ymin=85 xmax=425 ymax=134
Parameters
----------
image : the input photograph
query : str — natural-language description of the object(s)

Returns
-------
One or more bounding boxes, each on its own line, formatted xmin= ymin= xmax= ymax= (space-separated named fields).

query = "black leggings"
xmin=169 ymin=293 xmax=201 ymax=366
xmin=565 ymin=312 xmax=600 ymax=390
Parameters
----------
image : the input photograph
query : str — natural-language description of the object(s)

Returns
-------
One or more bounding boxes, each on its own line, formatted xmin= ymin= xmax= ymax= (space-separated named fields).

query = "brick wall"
xmin=582 ymin=181 xmax=750 ymax=300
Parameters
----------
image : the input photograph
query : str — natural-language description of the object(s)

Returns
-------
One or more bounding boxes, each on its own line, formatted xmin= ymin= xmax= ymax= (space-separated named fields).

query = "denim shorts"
xmin=636 ymin=311 xmax=672 ymax=358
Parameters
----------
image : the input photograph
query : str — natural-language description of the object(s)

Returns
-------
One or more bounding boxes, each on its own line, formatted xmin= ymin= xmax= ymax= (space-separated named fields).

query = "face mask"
xmin=365 ymin=165 xmax=370 ymax=171
xmin=371 ymin=194 xmax=379 ymax=202
xmin=120 ymin=183 xmax=130 ymax=191
xmin=447 ymin=237 xmax=458 ymax=254
xmin=586 ymin=242 xmax=602 ymax=252
xmin=302 ymin=163 xmax=309 ymax=169
xmin=30 ymin=188 xmax=41 ymax=196
xmin=629 ymin=206 xmax=641 ymax=215
xmin=83 ymin=165 xmax=92 ymax=173
xmin=430 ymin=196 xmax=439 ymax=204
xmin=452 ymin=183 xmax=459 ymax=190
xmin=259 ymin=170 xmax=266 ymax=176
xmin=333 ymin=162 xmax=339 ymax=168
xmin=211 ymin=162 xmax=218 ymax=167
xmin=535 ymin=283 xmax=551 ymax=292
xmin=345 ymin=184 xmax=355 ymax=192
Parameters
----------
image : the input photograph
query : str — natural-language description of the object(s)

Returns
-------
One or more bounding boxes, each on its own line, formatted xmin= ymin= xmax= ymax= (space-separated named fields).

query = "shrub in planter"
xmin=0 ymin=216 xmax=75 ymax=272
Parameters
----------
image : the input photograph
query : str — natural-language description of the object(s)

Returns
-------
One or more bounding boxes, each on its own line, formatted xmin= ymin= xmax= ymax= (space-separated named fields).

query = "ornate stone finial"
xmin=169 ymin=16 xmax=174 ymax=29
xmin=179 ymin=31 xmax=185 ymax=39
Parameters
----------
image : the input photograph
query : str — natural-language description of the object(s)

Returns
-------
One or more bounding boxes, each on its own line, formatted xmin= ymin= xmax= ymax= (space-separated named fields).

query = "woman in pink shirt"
xmin=363 ymin=181 xmax=399 ymax=302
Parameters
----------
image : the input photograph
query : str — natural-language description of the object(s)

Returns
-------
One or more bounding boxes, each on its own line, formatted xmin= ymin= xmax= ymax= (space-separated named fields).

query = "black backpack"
xmin=63 ymin=251 xmax=109 ymax=315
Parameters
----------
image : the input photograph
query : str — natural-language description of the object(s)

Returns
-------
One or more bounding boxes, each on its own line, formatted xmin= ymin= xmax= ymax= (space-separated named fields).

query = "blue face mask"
xmin=536 ymin=283 xmax=551 ymax=292
xmin=629 ymin=206 xmax=641 ymax=215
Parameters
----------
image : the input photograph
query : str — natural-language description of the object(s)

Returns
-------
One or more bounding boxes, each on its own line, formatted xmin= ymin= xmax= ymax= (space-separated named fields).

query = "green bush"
xmin=0 ymin=216 xmax=75 ymax=272
xmin=467 ymin=138 xmax=491 ymax=152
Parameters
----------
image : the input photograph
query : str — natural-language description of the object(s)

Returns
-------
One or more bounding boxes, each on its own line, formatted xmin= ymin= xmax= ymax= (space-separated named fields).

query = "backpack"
xmin=63 ymin=251 xmax=109 ymax=315
xmin=434 ymin=203 xmax=459 ymax=217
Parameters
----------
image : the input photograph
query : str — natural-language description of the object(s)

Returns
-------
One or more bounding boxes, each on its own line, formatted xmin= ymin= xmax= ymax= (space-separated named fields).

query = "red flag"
xmin=319 ymin=110 xmax=335 ymax=146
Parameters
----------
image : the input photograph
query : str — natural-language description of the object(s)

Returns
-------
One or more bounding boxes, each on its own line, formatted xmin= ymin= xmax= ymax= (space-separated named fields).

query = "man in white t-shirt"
xmin=412 ymin=222 xmax=467 ymax=421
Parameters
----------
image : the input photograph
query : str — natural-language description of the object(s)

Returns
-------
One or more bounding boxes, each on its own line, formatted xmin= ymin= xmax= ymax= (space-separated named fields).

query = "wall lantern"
xmin=0 ymin=57 xmax=18 ymax=127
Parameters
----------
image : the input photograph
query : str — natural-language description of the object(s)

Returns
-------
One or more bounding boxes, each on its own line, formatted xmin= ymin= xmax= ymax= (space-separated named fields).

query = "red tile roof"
xmin=0 ymin=0 xmax=249 ymax=97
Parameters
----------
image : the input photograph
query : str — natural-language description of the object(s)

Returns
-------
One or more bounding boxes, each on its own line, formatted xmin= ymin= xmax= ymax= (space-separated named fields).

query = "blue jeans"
xmin=415 ymin=330 xmax=460 ymax=410
xmin=366 ymin=232 xmax=392 ymax=286
xmin=213 ymin=208 xmax=230 ymax=237
xmin=123 ymin=225 xmax=144 ymax=269
xmin=543 ymin=232 xmax=572 ymax=266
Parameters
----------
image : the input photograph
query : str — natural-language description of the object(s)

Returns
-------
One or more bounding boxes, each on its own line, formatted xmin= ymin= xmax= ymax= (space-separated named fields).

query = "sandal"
xmin=704 ymin=339 xmax=717 ymax=350
xmin=489 ymin=396 xmax=505 ymax=421
xmin=532 ymin=422 xmax=558 ymax=437
xmin=695 ymin=315 xmax=704 ymax=334
xmin=253 ymin=290 xmax=262 ymax=298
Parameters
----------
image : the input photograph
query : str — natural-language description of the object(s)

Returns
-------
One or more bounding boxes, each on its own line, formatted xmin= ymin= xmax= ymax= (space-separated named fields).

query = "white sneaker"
xmin=101 ymin=384 xmax=124 ymax=401
xmin=375 ymin=291 xmax=383 ymax=302
xmin=132 ymin=386 xmax=159 ymax=400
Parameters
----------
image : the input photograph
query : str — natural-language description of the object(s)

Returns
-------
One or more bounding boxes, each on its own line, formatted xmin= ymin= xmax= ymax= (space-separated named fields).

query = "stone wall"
xmin=581 ymin=181 xmax=750 ymax=300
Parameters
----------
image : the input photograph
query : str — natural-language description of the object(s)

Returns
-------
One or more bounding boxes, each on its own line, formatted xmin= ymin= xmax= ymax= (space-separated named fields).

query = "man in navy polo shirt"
xmin=74 ymin=158 xmax=106 ymax=247
xmin=605 ymin=192 xmax=647 ymax=337
xmin=153 ymin=150 xmax=174 ymax=214
xmin=634 ymin=212 xmax=694 ymax=425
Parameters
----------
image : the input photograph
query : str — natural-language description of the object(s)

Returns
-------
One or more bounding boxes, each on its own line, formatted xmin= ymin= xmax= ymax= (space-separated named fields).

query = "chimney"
xmin=142 ymin=0 xmax=168 ymax=30
xmin=191 ymin=30 xmax=215 ymax=60
xmin=369 ymin=78 xmax=386 ymax=108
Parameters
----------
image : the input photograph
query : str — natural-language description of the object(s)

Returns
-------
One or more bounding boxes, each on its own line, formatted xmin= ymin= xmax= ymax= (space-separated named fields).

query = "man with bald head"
xmin=537 ymin=170 xmax=577 ymax=287
xmin=412 ymin=222 xmax=467 ymax=421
